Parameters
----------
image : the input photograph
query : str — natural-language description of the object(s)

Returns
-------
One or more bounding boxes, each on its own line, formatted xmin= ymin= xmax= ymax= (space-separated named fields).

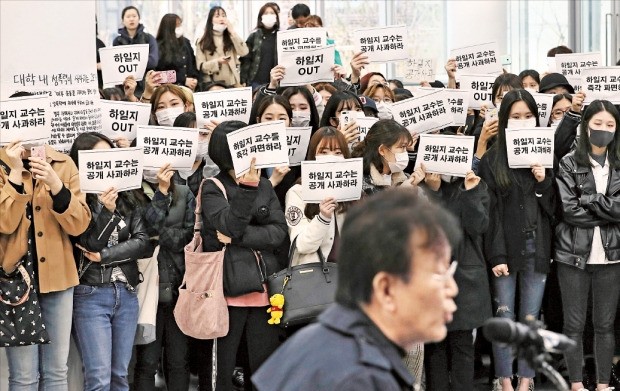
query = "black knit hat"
xmin=539 ymin=73 xmax=575 ymax=94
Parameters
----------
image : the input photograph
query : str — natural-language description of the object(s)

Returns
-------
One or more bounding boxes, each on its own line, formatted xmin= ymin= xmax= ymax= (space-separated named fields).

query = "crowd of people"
xmin=2 ymin=2 xmax=620 ymax=391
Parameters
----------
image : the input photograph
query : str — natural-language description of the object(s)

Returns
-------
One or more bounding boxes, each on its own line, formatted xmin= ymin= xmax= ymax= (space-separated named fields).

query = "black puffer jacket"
xmin=555 ymin=152 xmax=620 ymax=269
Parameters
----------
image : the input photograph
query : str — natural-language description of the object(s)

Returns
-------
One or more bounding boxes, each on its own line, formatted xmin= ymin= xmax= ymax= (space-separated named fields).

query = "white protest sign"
xmin=194 ymin=87 xmax=252 ymax=128
xmin=99 ymin=100 xmax=150 ymax=141
xmin=547 ymin=57 xmax=558 ymax=73
xmin=301 ymin=158 xmax=363 ymax=203
xmin=450 ymin=42 xmax=502 ymax=75
xmin=354 ymin=25 xmax=408 ymax=63
xmin=390 ymin=90 xmax=454 ymax=134
xmin=278 ymin=28 xmax=327 ymax=56
xmin=78 ymin=147 xmax=144 ymax=193
xmin=357 ymin=117 xmax=380 ymax=141
xmin=505 ymin=128 xmax=554 ymax=169
xmin=279 ymin=45 xmax=335 ymax=87
xmin=136 ymin=126 xmax=198 ymax=170
xmin=555 ymin=52 xmax=602 ymax=92
xmin=99 ymin=44 xmax=149 ymax=88
xmin=414 ymin=134 xmax=474 ymax=177
xmin=227 ymin=121 xmax=289 ymax=177
xmin=403 ymin=58 xmax=437 ymax=83
xmin=458 ymin=74 xmax=498 ymax=109
xmin=286 ymin=126 xmax=312 ymax=166
xmin=415 ymin=88 xmax=471 ymax=126
xmin=0 ymin=95 xmax=51 ymax=146
xmin=530 ymin=92 xmax=554 ymax=127
xmin=582 ymin=67 xmax=620 ymax=104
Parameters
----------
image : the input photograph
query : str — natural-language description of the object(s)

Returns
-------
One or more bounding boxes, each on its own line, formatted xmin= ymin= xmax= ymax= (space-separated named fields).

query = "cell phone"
xmin=485 ymin=108 xmax=498 ymax=123
xmin=157 ymin=70 xmax=177 ymax=84
xmin=339 ymin=111 xmax=358 ymax=128
xmin=31 ymin=145 xmax=46 ymax=160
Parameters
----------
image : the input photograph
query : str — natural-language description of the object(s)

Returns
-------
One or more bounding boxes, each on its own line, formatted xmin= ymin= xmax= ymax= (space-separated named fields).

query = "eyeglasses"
xmin=552 ymin=107 xmax=570 ymax=119
xmin=432 ymin=261 xmax=458 ymax=282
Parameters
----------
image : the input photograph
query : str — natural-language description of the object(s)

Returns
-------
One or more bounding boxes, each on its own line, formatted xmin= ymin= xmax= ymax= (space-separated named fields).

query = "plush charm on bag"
xmin=267 ymin=294 xmax=285 ymax=325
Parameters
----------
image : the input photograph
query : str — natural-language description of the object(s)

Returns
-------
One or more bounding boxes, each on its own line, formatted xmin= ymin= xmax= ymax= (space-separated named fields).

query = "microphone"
xmin=483 ymin=318 xmax=576 ymax=353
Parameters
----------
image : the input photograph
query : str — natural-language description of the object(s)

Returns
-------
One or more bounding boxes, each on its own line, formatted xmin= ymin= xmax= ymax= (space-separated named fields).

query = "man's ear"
xmin=371 ymin=271 xmax=398 ymax=313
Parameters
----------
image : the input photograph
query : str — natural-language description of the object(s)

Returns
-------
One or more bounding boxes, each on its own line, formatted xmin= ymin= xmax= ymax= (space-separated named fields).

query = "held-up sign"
xmin=301 ymin=157 xmax=363 ymax=203
xmin=390 ymin=90 xmax=453 ymax=134
xmin=416 ymin=87 xmax=471 ymax=126
xmin=136 ymin=125 xmax=198 ymax=170
xmin=555 ymin=52 xmax=601 ymax=92
xmin=99 ymin=44 xmax=149 ymax=88
xmin=458 ymin=74 xmax=498 ymax=109
xmin=582 ymin=67 xmax=620 ymax=104
xmin=99 ymin=100 xmax=151 ymax=141
xmin=357 ymin=117 xmax=379 ymax=141
xmin=278 ymin=28 xmax=327 ymax=55
xmin=450 ymin=42 xmax=502 ymax=75
xmin=354 ymin=25 xmax=408 ymax=63
xmin=286 ymin=126 xmax=312 ymax=166
xmin=505 ymin=128 xmax=554 ymax=169
xmin=78 ymin=147 xmax=144 ymax=193
xmin=530 ymin=92 xmax=554 ymax=127
xmin=194 ymin=87 xmax=252 ymax=128
xmin=404 ymin=58 xmax=437 ymax=83
xmin=279 ymin=45 xmax=335 ymax=87
xmin=227 ymin=121 xmax=289 ymax=177
xmin=414 ymin=134 xmax=474 ymax=177
xmin=0 ymin=95 xmax=51 ymax=146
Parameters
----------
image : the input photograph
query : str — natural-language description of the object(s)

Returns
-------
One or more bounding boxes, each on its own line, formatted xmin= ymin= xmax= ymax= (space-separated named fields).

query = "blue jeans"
xmin=72 ymin=282 xmax=139 ymax=391
xmin=5 ymin=287 xmax=74 ymax=391
xmin=492 ymin=247 xmax=547 ymax=379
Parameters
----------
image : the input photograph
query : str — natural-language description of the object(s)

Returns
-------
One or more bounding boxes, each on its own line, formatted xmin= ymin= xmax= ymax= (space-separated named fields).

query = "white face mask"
xmin=314 ymin=154 xmax=344 ymax=162
xmin=291 ymin=111 xmax=311 ymax=127
xmin=213 ymin=23 xmax=227 ymax=33
xmin=507 ymin=118 xmax=537 ymax=129
xmin=196 ymin=140 xmax=209 ymax=160
xmin=440 ymin=174 xmax=453 ymax=183
xmin=175 ymin=27 xmax=183 ymax=38
xmin=261 ymin=14 xmax=277 ymax=29
xmin=143 ymin=169 xmax=159 ymax=184
xmin=155 ymin=107 xmax=184 ymax=127
xmin=376 ymin=102 xmax=393 ymax=120
xmin=524 ymin=87 xmax=538 ymax=94
xmin=177 ymin=168 xmax=195 ymax=180
xmin=386 ymin=150 xmax=409 ymax=173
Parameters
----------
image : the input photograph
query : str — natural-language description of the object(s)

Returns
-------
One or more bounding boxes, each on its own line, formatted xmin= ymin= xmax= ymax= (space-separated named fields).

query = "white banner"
xmin=414 ymin=134 xmax=474 ymax=177
xmin=458 ymin=74 xmax=498 ymax=109
xmin=357 ymin=117 xmax=380 ymax=141
xmin=301 ymin=158 xmax=363 ymax=203
xmin=582 ymin=67 xmax=620 ymax=104
xmin=99 ymin=100 xmax=151 ymax=141
xmin=227 ymin=121 xmax=289 ymax=177
xmin=354 ymin=25 xmax=408 ymax=63
xmin=78 ymin=147 xmax=144 ymax=193
xmin=530 ymin=92 xmax=554 ymax=127
xmin=505 ymin=128 xmax=554 ymax=169
xmin=99 ymin=44 xmax=149 ymax=88
xmin=390 ymin=90 xmax=454 ymax=134
xmin=278 ymin=28 xmax=327 ymax=56
xmin=555 ymin=52 xmax=602 ymax=92
xmin=450 ymin=42 xmax=502 ymax=75
xmin=136 ymin=125 xmax=198 ymax=170
xmin=279 ymin=45 xmax=335 ymax=87
xmin=403 ymin=58 xmax=437 ymax=83
xmin=0 ymin=95 xmax=51 ymax=146
xmin=194 ymin=87 xmax=252 ymax=128
xmin=286 ymin=126 xmax=312 ymax=166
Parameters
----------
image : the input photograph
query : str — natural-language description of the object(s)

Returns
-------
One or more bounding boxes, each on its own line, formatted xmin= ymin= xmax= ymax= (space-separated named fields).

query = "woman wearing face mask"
xmin=155 ymin=14 xmax=199 ymax=91
xmin=479 ymin=90 xmax=556 ymax=391
xmin=549 ymin=93 xmax=573 ymax=127
xmin=240 ymin=3 xmax=280 ymax=89
xmin=363 ymin=83 xmax=395 ymax=120
xmin=282 ymin=86 xmax=321 ymax=132
xmin=320 ymin=91 xmax=365 ymax=146
xmin=554 ymin=100 xmax=620 ymax=391
xmin=196 ymin=7 xmax=248 ymax=88
xmin=149 ymin=84 xmax=192 ymax=127
xmin=518 ymin=69 xmax=540 ymax=93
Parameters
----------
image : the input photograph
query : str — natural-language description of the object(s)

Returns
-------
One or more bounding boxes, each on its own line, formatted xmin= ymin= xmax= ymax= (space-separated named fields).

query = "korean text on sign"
xmin=278 ymin=28 xmax=327 ymax=55
xmin=458 ymin=74 xmax=499 ymax=109
xmin=99 ymin=44 xmax=149 ymax=88
xmin=193 ymin=87 xmax=252 ymax=128
xmin=136 ymin=125 xmax=198 ymax=170
xmin=555 ymin=52 xmax=602 ymax=92
xmin=99 ymin=100 xmax=150 ymax=141
xmin=78 ymin=147 xmax=144 ymax=193
xmin=0 ymin=95 xmax=51 ymax=146
xmin=354 ymin=25 xmax=408 ymax=63
xmin=279 ymin=45 xmax=335 ymax=87
xmin=414 ymin=134 xmax=475 ymax=177
xmin=416 ymin=87 xmax=471 ymax=126
xmin=227 ymin=121 xmax=289 ymax=177
xmin=286 ymin=126 xmax=312 ymax=166
xmin=450 ymin=42 xmax=502 ymax=75
xmin=404 ymin=58 xmax=437 ymax=83
xmin=301 ymin=158 xmax=363 ymax=203
xmin=391 ymin=89 xmax=454 ymax=134
xmin=582 ymin=67 xmax=620 ymax=104
xmin=505 ymin=128 xmax=554 ymax=169
xmin=357 ymin=117 xmax=380 ymax=142
xmin=529 ymin=92 xmax=554 ymax=127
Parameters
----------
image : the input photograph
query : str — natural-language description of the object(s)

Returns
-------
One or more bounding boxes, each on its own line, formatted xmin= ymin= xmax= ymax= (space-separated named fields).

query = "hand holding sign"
xmin=531 ymin=163 xmax=546 ymax=183
xmin=269 ymin=65 xmax=286 ymax=89
xmin=424 ymin=169 xmax=442 ymax=192
xmin=403 ymin=164 xmax=425 ymax=187
xmin=464 ymin=170 xmax=480 ymax=190
xmin=572 ymin=91 xmax=586 ymax=113
xmin=350 ymin=51 xmax=370 ymax=82
xmin=445 ymin=58 xmax=457 ymax=80
xmin=98 ymin=187 xmax=118 ymax=213
xmin=157 ymin=163 xmax=175 ymax=195
xmin=5 ymin=140 xmax=25 ymax=171
xmin=241 ymin=157 xmax=261 ymax=183
xmin=269 ymin=166 xmax=291 ymax=187
xmin=319 ymin=197 xmax=338 ymax=219
xmin=123 ymin=76 xmax=138 ymax=101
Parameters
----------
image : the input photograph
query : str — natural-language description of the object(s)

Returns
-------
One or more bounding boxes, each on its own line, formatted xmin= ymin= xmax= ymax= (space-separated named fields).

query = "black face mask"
xmin=589 ymin=128 xmax=615 ymax=147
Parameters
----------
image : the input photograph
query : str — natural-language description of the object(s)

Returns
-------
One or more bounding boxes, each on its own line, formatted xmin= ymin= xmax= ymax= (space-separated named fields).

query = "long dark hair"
xmin=156 ymin=14 xmax=183 ymax=65
xmin=199 ymin=7 xmax=233 ymax=55
xmin=574 ymin=100 xmax=620 ymax=169
xmin=319 ymin=91 xmax=363 ymax=128
xmin=351 ymin=119 xmax=413 ymax=175
xmin=251 ymin=95 xmax=292 ymax=125
xmin=491 ymin=73 xmax=522 ymax=106
xmin=282 ymin=86 xmax=320 ymax=132
xmin=255 ymin=3 xmax=280 ymax=30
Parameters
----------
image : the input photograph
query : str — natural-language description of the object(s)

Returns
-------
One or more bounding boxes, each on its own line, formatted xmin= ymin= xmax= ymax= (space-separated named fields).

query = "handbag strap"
xmin=0 ymin=264 xmax=31 ymax=307
xmin=194 ymin=177 xmax=228 ymax=233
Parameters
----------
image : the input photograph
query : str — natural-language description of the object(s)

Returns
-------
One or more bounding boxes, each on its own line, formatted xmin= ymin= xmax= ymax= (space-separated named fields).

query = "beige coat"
xmin=196 ymin=30 xmax=249 ymax=87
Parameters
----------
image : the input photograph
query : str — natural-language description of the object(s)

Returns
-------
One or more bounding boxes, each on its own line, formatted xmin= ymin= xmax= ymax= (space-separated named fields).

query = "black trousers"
xmin=424 ymin=329 xmax=475 ymax=391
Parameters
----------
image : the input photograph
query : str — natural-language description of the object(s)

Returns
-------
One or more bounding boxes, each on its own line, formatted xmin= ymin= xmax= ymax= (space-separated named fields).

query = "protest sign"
xmin=403 ymin=58 xmax=437 ymax=83
xmin=0 ymin=95 xmax=51 ymax=146
xmin=301 ymin=158 xmax=363 ymax=203
xmin=194 ymin=87 xmax=252 ymax=128
xmin=78 ymin=147 xmax=144 ymax=193
xmin=279 ymin=45 xmax=335 ymax=87
xmin=505 ymin=128 xmax=554 ymax=169
xmin=286 ymin=126 xmax=312 ymax=166
xmin=390 ymin=90 xmax=453 ymax=134
xmin=99 ymin=44 xmax=149 ymax=88
xmin=278 ymin=28 xmax=327 ymax=56
xmin=357 ymin=117 xmax=380 ymax=141
xmin=99 ymin=100 xmax=150 ymax=141
xmin=136 ymin=125 xmax=198 ymax=170
xmin=450 ymin=42 xmax=502 ymax=75
xmin=227 ymin=121 xmax=289 ymax=176
xmin=414 ymin=134 xmax=474 ymax=177
xmin=458 ymin=74 xmax=498 ymax=109
xmin=555 ymin=52 xmax=602 ymax=92
xmin=530 ymin=92 xmax=554 ymax=127
xmin=413 ymin=88 xmax=472 ymax=126
xmin=582 ymin=67 xmax=620 ymax=104
xmin=547 ymin=57 xmax=558 ymax=73
xmin=354 ymin=25 xmax=408 ymax=63
xmin=1 ymin=1 xmax=101 ymax=153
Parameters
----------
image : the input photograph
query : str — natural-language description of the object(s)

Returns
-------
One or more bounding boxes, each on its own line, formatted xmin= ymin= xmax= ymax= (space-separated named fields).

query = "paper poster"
xmin=442 ymin=89 xmax=471 ymax=126
xmin=99 ymin=100 xmax=151 ymax=141
xmin=227 ymin=121 xmax=289 ymax=177
xmin=555 ymin=52 xmax=602 ymax=92
xmin=390 ymin=90 xmax=454 ymax=134
xmin=450 ymin=42 xmax=502 ymax=75
xmin=136 ymin=125 xmax=198 ymax=170
xmin=354 ymin=25 xmax=408 ymax=63
xmin=414 ymin=134 xmax=475 ymax=177
xmin=404 ymin=58 xmax=437 ymax=83
xmin=357 ymin=117 xmax=380 ymax=141
xmin=458 ymin=74 xmax=499 ymax=109
xmin=78 ymin=147 xmax=144 ymax=193
xmin=194 ymin=87 xmax=252 ymax=128
xmin=505 ymin=128 xmax=554 ymax=169
xmin=0 ymin=95 xmax=51 ymax=146
xmin=279 ymin=45 xmax=335 ymax=87
xmin=278 ymin=28 xmax=327 ymax=55
xmin=99 ymin=44 xmax=149 ymax=88
xmin=286 ymin=126 xmax=312 ymax=166
xmin=301 ymin=158 xmax=363 ymax=203
xmin=582 ymin=67 xmax=620 ymax=104
xmin=530 ymin=92 xmax=554 ymax=127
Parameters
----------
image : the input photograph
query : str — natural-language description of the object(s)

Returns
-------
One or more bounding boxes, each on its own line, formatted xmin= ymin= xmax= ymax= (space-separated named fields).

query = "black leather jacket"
xmin=555 ymin=152 xmax=620 ymax=269
xmin=77 ymin=200 xmax=150 ymax=287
